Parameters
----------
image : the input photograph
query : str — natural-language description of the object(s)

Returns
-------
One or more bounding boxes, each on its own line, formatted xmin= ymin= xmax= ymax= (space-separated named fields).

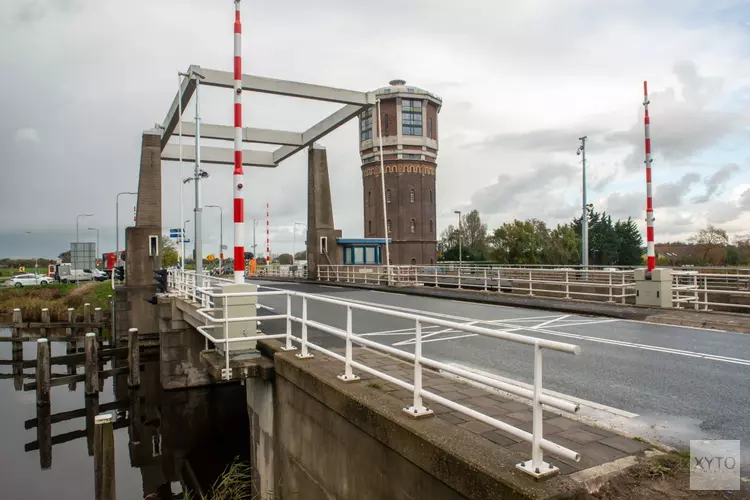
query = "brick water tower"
xmin=360 ymin=80 xmax=442 ymax=265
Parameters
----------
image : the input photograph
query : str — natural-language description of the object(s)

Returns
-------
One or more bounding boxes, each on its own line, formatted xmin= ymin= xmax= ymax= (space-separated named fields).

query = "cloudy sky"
xmin=1 ymin=0 xmax=750 ymax=259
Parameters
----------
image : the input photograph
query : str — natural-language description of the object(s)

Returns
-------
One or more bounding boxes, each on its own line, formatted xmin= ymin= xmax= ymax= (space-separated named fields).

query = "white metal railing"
xmin=671 ymin=270 xmax=750 ymax=311
xmin=256 ymin=265 xmax=308 ymax=279
xmin=168 ymin=269 xmax=583 ymax=478
xmin=319 ymin=265 xmax=635 ymax=303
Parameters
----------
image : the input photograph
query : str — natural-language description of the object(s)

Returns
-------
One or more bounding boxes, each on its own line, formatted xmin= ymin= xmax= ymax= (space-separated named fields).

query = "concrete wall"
xmin=158 ymin=297 xmax=213 ymax=390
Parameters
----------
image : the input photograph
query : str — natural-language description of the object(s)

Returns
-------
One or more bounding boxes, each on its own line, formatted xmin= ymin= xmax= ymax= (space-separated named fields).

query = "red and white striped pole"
xmin=232 ymin=0 xmax=245 ymax=284
xmin=266 ymin=203 xmax=270 ymax=263
xmin=643 ymin=81 xmax=655 ymax=273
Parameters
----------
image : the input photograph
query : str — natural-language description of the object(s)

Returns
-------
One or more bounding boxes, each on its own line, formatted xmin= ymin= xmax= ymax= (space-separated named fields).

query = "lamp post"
xmin=206 ymin=205 xmax=223 ymax=272
xmin=88 ymin=228 xmax=99 ymax=268
xmin=183 ymin=219 xmax=190 ymax=266
xmin=252 ymin=218 xmax=258 ymax=257
xmin=577 ymin=136 xmax=589 ymax=270
xmin=454 ymin=210 xmax=462 ymax=265
xmin=116 ymin=192 xmax=136 ymax=265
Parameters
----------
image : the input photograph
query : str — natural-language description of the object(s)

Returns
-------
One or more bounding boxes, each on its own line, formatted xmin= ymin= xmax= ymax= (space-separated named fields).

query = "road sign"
xmin=206 ymin=254 xmax=216 ymax=261
xmin=169 ymin=228 xmax=182 ymax=233
xmin=169 ymin=233 xmax=180 ymax=239
xmin=220 ymin=244 xmax=227 ymax=250
xmin=71 ymin=242 xmax=96 ymax=270
xmin=18 ymin=266 xmax=25 ymax=272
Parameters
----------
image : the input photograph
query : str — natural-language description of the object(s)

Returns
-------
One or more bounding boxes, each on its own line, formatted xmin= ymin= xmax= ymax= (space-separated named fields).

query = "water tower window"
xmin=387 ymin=219 xmax=392 ymax=234
xmin=410 ymin=189 xmax=415 ymax=203
xmin=410 ymin=219 xmax=416 ymax=233
xmin=402 ymin=99 xmax=423 ymax=136
xmin=385 ymin=114 xmax=389 ymax=137
xmin=360 ymin=108 xmax=373 ymax=141
xmin=386 ymin=189 xmax=391 ymax=203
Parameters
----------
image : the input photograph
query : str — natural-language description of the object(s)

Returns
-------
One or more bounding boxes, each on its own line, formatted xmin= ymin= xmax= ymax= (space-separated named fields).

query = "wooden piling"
xmin=128 ymin=388 xmax=141 ymax=445
xmin=94 ymin=413 xmax=116 ymax=500
xmin=36 ymin=339 xmax=50 ymax=405
xmin=41 ymin=308 xmax=50 ymax=324
xmin=94 ymin=307 xmax=103 ymax=324
xmin=13 ymin=308 xmax=22 ymax=325
xmin=85 ymin=332 xmax=99 ymax=395
xmin=67 ymin=307 xmax=75 ymax=324
xmin=84 ymin=303 xmax=91 ymax=324
xmin=86 ymin=394 xmax=99 ymax=457
xmin=128 ymin=328 xmax=139 ymax=387
xmin=12 ymin=342 xmax=23 ymax=392
xmin=37 ymin=403 xmax=52 ymax=470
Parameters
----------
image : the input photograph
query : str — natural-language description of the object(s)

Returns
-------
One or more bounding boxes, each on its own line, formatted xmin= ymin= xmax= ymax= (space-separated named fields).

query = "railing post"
xmin=36 ymin=339 xmax=50 ymax=406
xmin=497 ymin=269 xmax=501 ymax=292
xmin=403 ymin=319 xmax=432 ymax=417
xmin=564 ymin=271 xmax=570 ymax=299
xmin=528 ymin=270 xmax=533 ymax=296
xmin=703 ymin=276 xmax=709 ymax=311
xmin=338 ymin=305 xmax=360 ymax=382
xmin=607 ymin=272 xmax=613 ymax=302
xmin=693 ymin=274 xmax=699 ymax=311
xmin=296 ymin=296 xmax=314 ymax=359
xmin=621 ymin=272 xmax=626 ymax=304
xmin=435 ymin=267 xmax=439 ymax=287
xmin=483 ymin=269 xmax=488 ymax=291
xmin=457 ymin=268 xmax=462 ymax=289
xmin=222 ymin=288 xmax=231 ymax=380
xmin=281 ymin=293 xmax=296 ymax=351
xmin=517 ymin=342 xmax=558 ymax=478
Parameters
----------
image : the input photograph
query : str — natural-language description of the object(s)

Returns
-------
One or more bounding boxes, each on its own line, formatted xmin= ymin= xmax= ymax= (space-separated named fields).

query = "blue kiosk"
xmin=337 ymin=238 xmax=391 ymax=265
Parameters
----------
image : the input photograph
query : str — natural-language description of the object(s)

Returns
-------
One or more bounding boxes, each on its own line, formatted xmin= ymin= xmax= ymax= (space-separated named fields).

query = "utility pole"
xmin=454 ymin=210 xmax=462 ymax=265
xmin=206 ymin=205 xmax=223 ymax=272
xmin=252 ymin=218 xmax=258 ymax=256
xmin=193 ymin=72 xmax=204 ymax=279
xmin=577 ymin=136 xmax=589 ymax=269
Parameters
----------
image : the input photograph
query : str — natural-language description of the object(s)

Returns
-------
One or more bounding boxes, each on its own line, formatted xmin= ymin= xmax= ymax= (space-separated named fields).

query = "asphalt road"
xmin=251 ymin=280 xmax=750 ymax=464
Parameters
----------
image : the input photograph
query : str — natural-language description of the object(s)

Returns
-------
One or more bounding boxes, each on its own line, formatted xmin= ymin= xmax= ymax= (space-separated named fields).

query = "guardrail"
xmin=672 ymin=270 xmax=750 ymax=311
xmin=167 ymin=269 xmax=583 ymax=478
xmin=319 ymin=265 xmax=636 ymax=303
xmin=254 ymin=265 xmax=308 ymax=279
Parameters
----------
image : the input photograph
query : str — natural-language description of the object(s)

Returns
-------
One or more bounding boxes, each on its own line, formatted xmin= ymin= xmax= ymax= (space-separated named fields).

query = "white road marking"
xmin=444 ymin=363 xmax=640 ymax=419
xmin=531 ymin=315 xmax=570 ymax=329
xmin=358 ymin=325 xmax=441 ymax=337
xmin=319 ymin=285 xmax=343 ymax=289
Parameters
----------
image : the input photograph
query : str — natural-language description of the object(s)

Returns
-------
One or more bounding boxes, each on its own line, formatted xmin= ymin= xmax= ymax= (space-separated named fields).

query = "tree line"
xmin=438 ymin=208 xmax=644 ymax=266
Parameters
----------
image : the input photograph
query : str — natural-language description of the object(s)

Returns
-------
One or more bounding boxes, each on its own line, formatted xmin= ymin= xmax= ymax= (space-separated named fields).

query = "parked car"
xmin=5 ymin=273 xmax=52 ymax=287
xmin=91 ymin=269 xmax=108 ymax=282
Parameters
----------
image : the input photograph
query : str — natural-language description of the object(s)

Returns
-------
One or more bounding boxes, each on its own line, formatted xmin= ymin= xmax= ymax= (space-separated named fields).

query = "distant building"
xmin=360 ymin=80 xmax=442 ymax=265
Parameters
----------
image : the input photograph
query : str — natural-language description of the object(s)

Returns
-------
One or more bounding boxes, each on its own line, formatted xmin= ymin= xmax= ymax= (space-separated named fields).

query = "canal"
xmin=0 ymin=327 xmax=250 ymax=499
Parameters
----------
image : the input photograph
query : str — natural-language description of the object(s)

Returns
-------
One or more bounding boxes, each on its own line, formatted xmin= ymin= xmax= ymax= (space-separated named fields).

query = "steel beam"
xmin=198 ymin=66 xmax=375 ymax=106
xmin=161 ymin=73 xmax=196 ymax=150
xmin=273 ymin=103 xmax=366 ymax=163
xmin=161 ymin=144 xmax=276 ymax=168
xmin=178 ymin=122 xmax=303 ymax=146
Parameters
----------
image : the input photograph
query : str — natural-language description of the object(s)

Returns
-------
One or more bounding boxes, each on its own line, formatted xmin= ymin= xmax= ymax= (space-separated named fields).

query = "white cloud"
xmin=13 ymin=127 xmax=40 ymax=144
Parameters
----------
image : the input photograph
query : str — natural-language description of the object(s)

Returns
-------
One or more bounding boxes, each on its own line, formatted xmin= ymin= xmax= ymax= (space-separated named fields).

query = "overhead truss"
xmin=160 ymin=64 xmax=375 ymax=167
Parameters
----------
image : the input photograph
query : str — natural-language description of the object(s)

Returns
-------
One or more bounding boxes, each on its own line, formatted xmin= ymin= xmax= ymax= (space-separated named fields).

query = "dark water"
xmin=0 ymin=328 xmax=249 ymax=499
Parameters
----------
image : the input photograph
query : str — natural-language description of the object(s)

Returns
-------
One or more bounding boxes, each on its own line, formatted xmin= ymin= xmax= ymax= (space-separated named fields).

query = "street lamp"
xmin=577 ymin=136 xmax=588 ymax=270
xmin=206 ymin=204 xmax=224 ymax=272
xmin=183 ymin=219 xmax=190 ymax=267
xmin=454 ymin=210 xmax=462 ymax=265
xmin=116 ymin=191 xmax=137 ymax=265
xmin=293 ymin=222 xmax=306 ymax=264
xmin=88 ymin=228 xmax=99 ymax=268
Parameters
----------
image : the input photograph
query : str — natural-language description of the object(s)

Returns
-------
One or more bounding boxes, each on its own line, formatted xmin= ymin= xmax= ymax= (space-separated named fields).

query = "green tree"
xmin=277 ymin=253 xmax=293 ymax=265
xmin=614 ymin=218 xmax=643 ymax=265
xmin=161 ymin=237 xmax=179 ymax=267
xmin=489 ymin=220 xmax=545 ymax=264
xmin=461 ymin=210 xmax=488 ymax=260
xmin=294 ymin=251 xmax=306 ymax=261
xmin=546 ymin=224 xmax=581 ymax=265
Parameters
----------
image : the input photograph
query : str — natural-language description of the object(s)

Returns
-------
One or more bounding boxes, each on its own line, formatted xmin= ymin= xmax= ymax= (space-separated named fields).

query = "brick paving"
xmin=349 ymin=347 xmax=650 ymax=476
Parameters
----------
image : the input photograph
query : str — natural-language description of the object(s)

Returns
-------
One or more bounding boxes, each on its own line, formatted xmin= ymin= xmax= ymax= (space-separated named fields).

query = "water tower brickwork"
xmin=360 ymin=80 xmax=442 ymax=265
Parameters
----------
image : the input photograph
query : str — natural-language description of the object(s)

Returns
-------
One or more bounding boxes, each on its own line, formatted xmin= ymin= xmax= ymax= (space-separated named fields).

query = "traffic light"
xmin=114 ymin=266 xmax=125 ymax=282
xmin=154 ymin=269 xmax=168 ymax=293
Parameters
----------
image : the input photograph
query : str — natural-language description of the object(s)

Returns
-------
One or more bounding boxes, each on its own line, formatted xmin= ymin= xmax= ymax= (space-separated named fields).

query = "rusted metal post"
xmin=128 ymin=328 xmax=140 ymax=387
xmin=94 ymin=413 xmax=116 ymax=500
xmin=85 ymin=332 xmax=99 ymax=395
xmin=36 ymin=339 xmax=50 ymax=405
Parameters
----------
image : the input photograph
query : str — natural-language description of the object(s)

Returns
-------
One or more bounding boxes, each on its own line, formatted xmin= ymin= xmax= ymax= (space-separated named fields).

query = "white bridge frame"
xmin=159 ymin=64 xmax=376 ymax=165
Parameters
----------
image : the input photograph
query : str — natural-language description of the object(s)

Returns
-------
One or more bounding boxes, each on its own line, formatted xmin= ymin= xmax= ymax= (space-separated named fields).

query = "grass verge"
xmin=0 ymin=281 xmax=113 ymax=322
